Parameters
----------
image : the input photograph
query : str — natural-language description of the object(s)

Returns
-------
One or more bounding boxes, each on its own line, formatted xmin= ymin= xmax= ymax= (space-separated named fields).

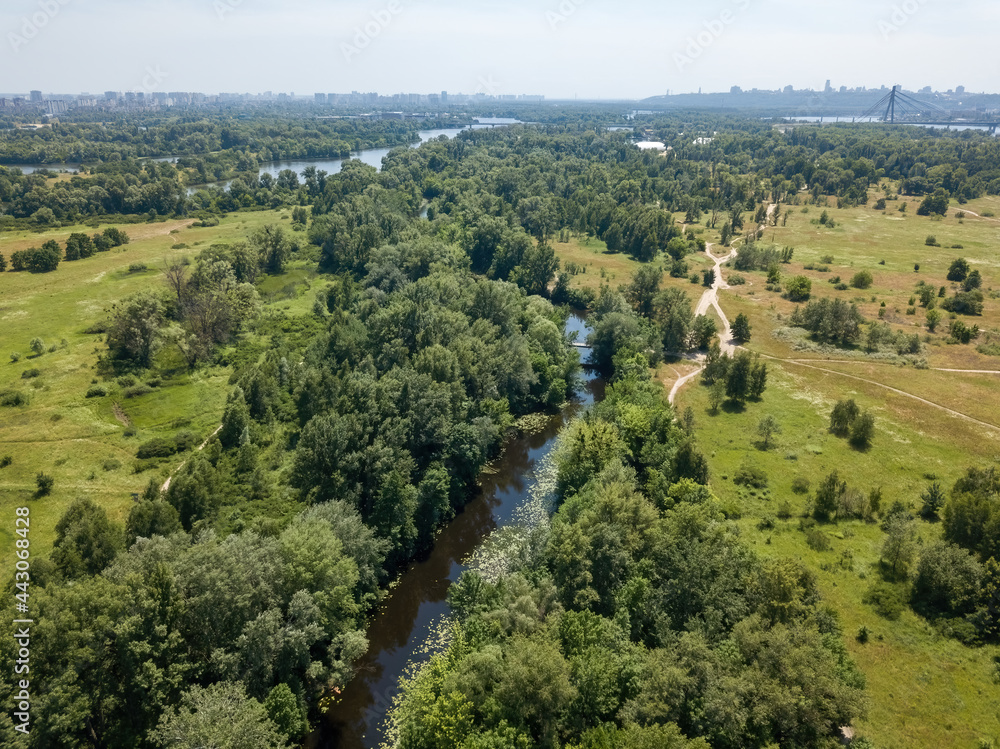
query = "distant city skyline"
xmin=2 ymin=0 xmax=998 ymax=100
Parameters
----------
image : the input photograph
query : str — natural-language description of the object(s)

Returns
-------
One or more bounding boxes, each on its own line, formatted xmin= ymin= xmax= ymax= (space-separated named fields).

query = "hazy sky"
xmin=3 ymin=0 xmax=998 ymax=99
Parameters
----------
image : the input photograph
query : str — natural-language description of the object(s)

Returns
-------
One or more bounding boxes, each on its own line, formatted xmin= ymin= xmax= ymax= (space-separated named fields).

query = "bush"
xmin=86 ymin=385 xmax=108 ymax=398
xmin=863 ymin=581 xmax=907 ymax=620
xmin=20 ymin=368 xmax=41 ymax=379
xmin=0 ymin=455 xmax=12 ymax=468
xmin=10 ymin=352 xmax=21 ymax=363
xmin=734 ymin=460 xmax=768 ymax=489
xmin=805 ymin=526 xmax=831 ymax=552
xmin=35 ymin=472 xmax=54 ymax=496
xmin=122 ymin=384 xmax=154 ymax=399
xmin=791 ymin=476 xmax=811 ymax=494
xmin=0 ymin=390 xmax=30 ymax=407
xmin=136 ymin=438 xmax=178 ymax=459
xmin=173 ymin=431 xmax=199 ymax=452
xmin=925 ymin=235 xmax=940 ymax=247
xmin=850 ymin=270 xmax=873 ymax=289
xmin=128 ymin=263 xmax=148 ymax=273
xmin=785 ymin=275 xmax=812 ymax=301
xmin=102 ymin=459 xmax=122 ymax=472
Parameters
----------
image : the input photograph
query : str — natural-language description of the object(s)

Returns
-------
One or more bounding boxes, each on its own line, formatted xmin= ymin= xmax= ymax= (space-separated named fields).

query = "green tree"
xmin=926 ymin=308 xmax=942 ymax=332
xmin=250 ymin=224 xmax=291 ymax=275
xmin=920 ymin=482 xmax=946 ymax=520
xmin=625 ymin=265 xmax=662 ymax=318
xmin=65 ymin=232 xmax=96 ymax=261
xmin=947 ymin=258 xmax=970 ymax=282
xmin=813 ymin=471 xmax=846 ymax=522
xmin=106 ymin=291 xmax=164 ymax=369
xmin=829 ymin=399 xmax=860 ymax=435
xmin=708 ymin=379 xmax=726 ymax=414
xmin=263 ymin=684 xmax=307 ymax=744
xmin=747 ymin=359 xmax=767 ymax=400
xmin=126 ymin=498 xmax=183 ymax=545
xmin=849 ymin=410 xmax=876 ymax=449
xmin=881 ymin=512 xmax=917 ymax=577
xmin=150 ymin=682 xmax=290 ymax=749
xmin=756 ymin=414 xmax=781 ymax=450
xmin=724 ymin=350 xmax=754 ymax=403
xmin=30 ymin=337 xmax=45 ymax=356
xmin=52 ymin=496 xmax=124 ymax=578
xmin=731 ymin=313 xmax=751 ymax=343
xmin=785 ymin=275 xmax=812 ymax=301
xmin=0 ymin=253 xmax=6 ymax=272
xmin=690 ymin=315 xmax=716 ymax=350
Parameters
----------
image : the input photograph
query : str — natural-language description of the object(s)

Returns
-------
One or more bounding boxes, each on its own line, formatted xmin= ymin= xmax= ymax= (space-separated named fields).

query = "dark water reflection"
xmin=309 ymin=315 xmax=601 ymax=749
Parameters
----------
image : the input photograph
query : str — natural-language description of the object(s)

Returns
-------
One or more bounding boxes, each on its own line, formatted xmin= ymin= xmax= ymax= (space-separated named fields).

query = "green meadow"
xmin=0 ymin=209 xmax=313 ymax=569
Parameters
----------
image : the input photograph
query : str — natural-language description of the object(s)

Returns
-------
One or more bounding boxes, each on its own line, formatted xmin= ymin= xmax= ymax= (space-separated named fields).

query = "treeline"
xmin=4 ymin=228 xmax=129 ymax=273
xmin=0 ymin=113 xmax=423 ymax=165
xmin=390 ymin=373 xmax=867 ymax=748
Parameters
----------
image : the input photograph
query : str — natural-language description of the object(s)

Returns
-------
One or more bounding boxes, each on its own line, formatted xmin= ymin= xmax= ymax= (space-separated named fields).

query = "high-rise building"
xmin=956 ymin=85 xmax=965 ymax=95
xmin=30 ymin=90 xmax=42 ymax=103
xmin=315 ymin=93 xmax=327 ymax=104
xmin=824 ymin=79 xmax=832 ymax=93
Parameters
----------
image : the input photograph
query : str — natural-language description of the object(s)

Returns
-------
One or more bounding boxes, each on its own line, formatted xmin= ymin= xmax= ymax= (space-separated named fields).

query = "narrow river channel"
xmin=309 ymin=312 xmax=603 ymax=749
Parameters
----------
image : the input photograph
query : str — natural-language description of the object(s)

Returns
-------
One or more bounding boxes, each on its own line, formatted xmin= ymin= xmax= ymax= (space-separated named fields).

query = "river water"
xmin=4 ymin=126 xmax=477 ymax=180
xmin=309 ymin=313 xmax=601 ymax=749
xmin=185 ymin=125 xmax=496 ymax=194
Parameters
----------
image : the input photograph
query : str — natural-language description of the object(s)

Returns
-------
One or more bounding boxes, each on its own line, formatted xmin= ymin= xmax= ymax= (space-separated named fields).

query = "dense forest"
xmin=3 ymin=113 xmax=1000 ymax=747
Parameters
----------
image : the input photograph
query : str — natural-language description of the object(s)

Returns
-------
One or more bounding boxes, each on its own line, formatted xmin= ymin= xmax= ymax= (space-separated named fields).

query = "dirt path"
xmin=762 ymin=355 xmax=1000 ymax=433
xmin=160 ymin=423 xmax=223 ymax=492
xmin=667 ymin=205 xmax=775 ymax=403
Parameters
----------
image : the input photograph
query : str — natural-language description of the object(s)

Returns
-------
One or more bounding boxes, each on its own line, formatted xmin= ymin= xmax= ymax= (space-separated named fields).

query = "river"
xmin=4 ymin=125 xmax=484 ymax=180
xmin=309 ymin=312 xmax=601 ymax=749
xmin=185 ymin=125 xmax=506 ymax=194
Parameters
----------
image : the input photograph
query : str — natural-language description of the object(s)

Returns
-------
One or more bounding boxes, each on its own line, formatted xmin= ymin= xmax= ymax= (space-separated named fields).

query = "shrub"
xmin=136 ymin=438 xmax=178 ymax=459
xmin=734 ymin=460 xmax=768 ymax=489
xmin=863 ymin=581 xmax=907 ymax=620
xmin=946 ymin=258 xmax=970 ymax=282
xmin=925 ymin=235 xmax=939 ymax=247
xmin=805 ymin=526 xmax=831 ymax=552
xmin=0 ymin=455 xmax=12 ymax=468
xmin=173 ymin=431 xmax=198 ymax=452
xmin=0 ymin=390 xmax=30 ymax=407
xmin=20 ymin=368 xmax=40 ymax=379
xmin=850 ymin=270 xmax=873 ymax=289
xmin=128 ymin=263 xmax=148 ymax=273
xmin=10 ymin=352 xmax=21 ymax=363
xmin=791 ymin=476 xmax=811 ymax=494
xmin=86 ymin=385 xmax=108 ymax=398
xmin=123 ymin=384 xmax=154 ymax=399
xmin=102 ymin=459 xmax=122 ymax=472
xmin=30 ymin=338 xmax=45 ymax=356
xmin=785 ymin=275 xmax=812 ymax=301
xmin=727 ymin=273 xmax=746 ymax=285
xmin=35 ymin=472 xmax=54 ymax=496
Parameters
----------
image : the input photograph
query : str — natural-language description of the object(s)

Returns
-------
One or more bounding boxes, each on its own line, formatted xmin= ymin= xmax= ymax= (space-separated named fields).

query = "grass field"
xmin=672 ymin=361 xmax=1000 ymax=748
xmin=668 ymin=187 xmax=1000 ymax=748
xmin=0 ymin=209 xmax=308 ymax=568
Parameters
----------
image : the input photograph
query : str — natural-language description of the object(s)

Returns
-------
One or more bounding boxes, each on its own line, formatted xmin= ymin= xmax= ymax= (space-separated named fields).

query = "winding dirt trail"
xmin=667 ymin=205 xmax=774 ymax=404
xmin=160 ymin=424 xmax=223 ymax=493
xmin=664 ymin=205 xmax=1000 ymax=431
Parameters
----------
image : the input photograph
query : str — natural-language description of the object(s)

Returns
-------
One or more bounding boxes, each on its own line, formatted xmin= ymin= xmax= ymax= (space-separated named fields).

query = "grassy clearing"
xmin=674 ymin=361 xmax=1000 ymax=749
xmin=552 ymin=232 xmax=713 ymax=298
xmin=0 ymin=209 xmax=307 ymax=568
